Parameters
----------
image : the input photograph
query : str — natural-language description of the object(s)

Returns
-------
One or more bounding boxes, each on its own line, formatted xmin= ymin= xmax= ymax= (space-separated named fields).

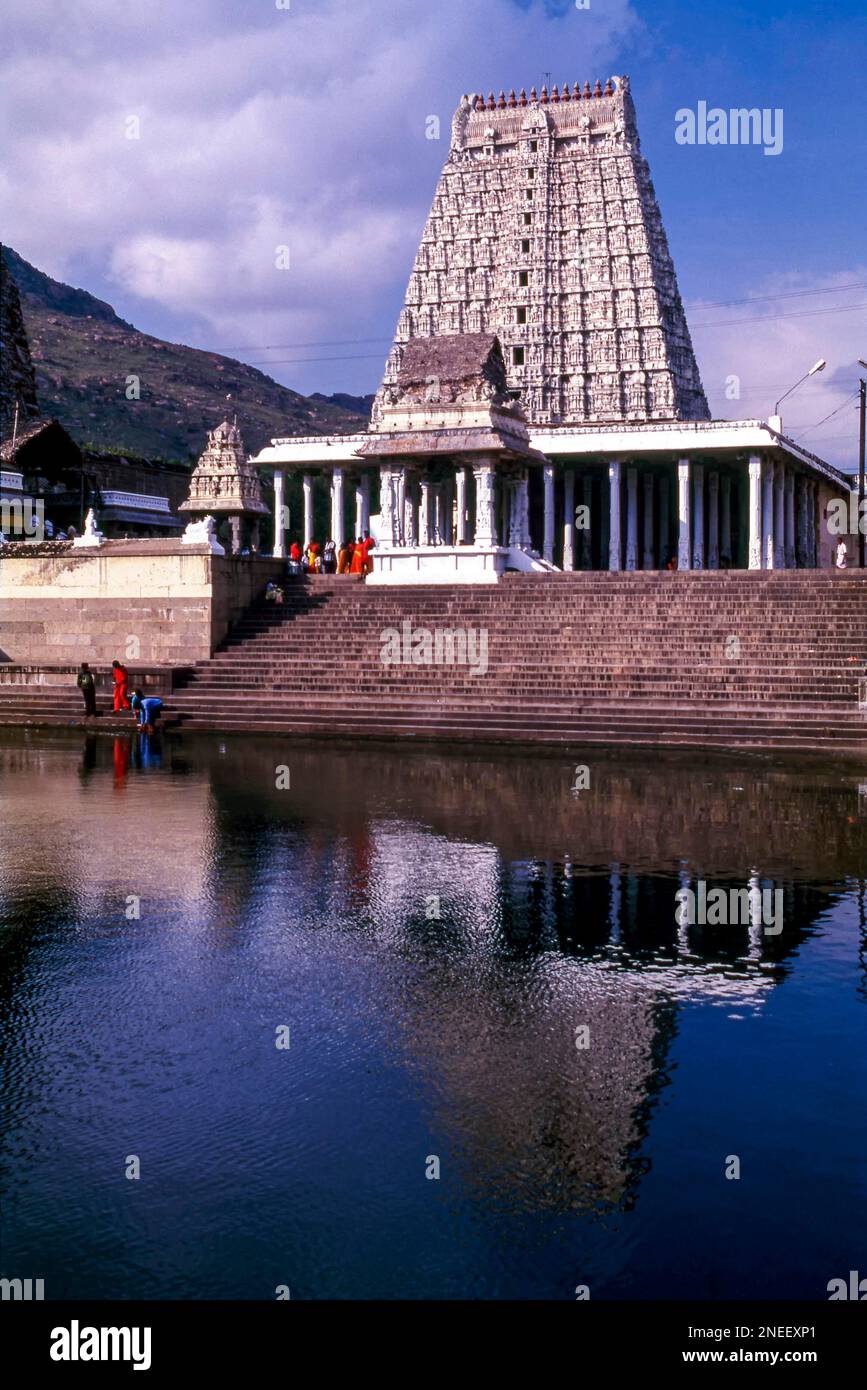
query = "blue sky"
xmin=1 ymin=0 xmax=864 ymax=463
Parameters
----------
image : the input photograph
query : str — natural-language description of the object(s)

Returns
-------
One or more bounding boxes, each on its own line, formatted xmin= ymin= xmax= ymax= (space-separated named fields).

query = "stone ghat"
xmin=4 ymin=571 xmax=867 ymax=754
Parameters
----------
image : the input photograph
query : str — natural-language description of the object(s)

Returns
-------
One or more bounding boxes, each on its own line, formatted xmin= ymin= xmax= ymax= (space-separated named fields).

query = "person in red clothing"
xmin=349 ymin=537 xmax=365 ymax=574
xmin=288 ymin=540 xmax=302 ymax=575
xmin=361 ymin=531 xmax=376 ymax=575
xmin=111 ymin=659 xmax=131 ymax=711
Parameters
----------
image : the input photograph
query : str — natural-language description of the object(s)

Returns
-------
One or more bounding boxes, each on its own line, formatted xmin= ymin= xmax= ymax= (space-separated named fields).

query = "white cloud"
xmin=1 ymin=0 xmax=637 ymax=394
xmin=692 ymin=269 xmax=867 ymax=470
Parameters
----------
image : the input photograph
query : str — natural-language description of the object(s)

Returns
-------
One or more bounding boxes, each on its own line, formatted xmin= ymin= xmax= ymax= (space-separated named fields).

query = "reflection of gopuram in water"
xmin=1 ymin=731 xmax=864 ymax=1214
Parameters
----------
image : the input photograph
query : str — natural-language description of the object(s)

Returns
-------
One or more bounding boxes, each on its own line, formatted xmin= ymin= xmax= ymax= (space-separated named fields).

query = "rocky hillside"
xmin=0 ymin=250 xmax=40 ymax=439
xmin=1 ymin=246 xmax=369 ymax=463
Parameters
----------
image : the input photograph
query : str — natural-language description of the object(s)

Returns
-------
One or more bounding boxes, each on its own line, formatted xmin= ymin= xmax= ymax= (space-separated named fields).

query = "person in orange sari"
xmin=111 ymin=660 xmax=131 ymax=711
xmin=337 ymin=538 xmax=353 ymax=574
xmin=361 ymin=531 xmax=376 ymax=575
xmin=349 ymin=538 xmax=365 ymax=574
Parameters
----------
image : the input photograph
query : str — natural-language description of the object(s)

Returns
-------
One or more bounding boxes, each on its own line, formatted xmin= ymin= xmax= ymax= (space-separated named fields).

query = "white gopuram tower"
xmin=375 ymin=76 xmax=709 ymax=428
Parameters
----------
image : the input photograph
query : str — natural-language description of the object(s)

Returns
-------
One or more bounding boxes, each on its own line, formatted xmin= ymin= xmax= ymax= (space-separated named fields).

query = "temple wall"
xmin=0 ymin=544 xmax=282 ymax=665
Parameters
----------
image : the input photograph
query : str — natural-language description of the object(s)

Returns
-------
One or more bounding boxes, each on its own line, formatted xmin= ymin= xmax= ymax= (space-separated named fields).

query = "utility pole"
xmin=860 ymin=375 xmax=866 ymax=569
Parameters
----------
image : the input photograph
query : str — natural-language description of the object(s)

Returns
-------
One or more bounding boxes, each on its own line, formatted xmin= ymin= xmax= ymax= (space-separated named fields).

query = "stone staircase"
xmin=3 ymin=571 xmax=867 ymax=752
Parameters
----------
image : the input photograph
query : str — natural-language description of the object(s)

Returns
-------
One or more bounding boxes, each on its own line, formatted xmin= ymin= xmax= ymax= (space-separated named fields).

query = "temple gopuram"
xmin=253 ymin=76 xmax=849 ymax=581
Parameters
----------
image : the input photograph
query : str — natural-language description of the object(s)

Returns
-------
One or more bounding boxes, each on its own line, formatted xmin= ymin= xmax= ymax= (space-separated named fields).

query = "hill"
xmin=1 ymin=246 xmax=368 ymax=463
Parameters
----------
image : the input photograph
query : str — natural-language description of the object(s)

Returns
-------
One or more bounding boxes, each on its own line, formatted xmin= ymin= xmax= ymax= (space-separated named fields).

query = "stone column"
xmin=808 ymin=480 xmax=818 ymax=566
xmin=510 ymin=471 xmax=531 ymax=550
xmin=303 ymin=473 xmax=315 ymax=549
xmin=762 ymin=457 xmax=774 ymax=569
xmin=796 ymin=475 xmax=808 ymax=567
xmin=692 ymin=464 xmax=704 ymax=570
xmin=443 ymin=476 xmax=454 ymax=545
xmin=455 ymin=467 xmax=468 ymax=544
xmin=625 ymin=465 xmax=638 ymax=571
xmin=433 ymin=485 xmax=443 ymax=545
xmin=499 ymin=480 xmax=509 ymax=548
xmin=563 ymin=469 xmax=575 ymax=571
xmin=659 ymin=475 xmax=669 ymax=568
xmin=330 ymin=466 xmax=345 ymax=546
xmin=642 ymin=472 xmax=654 ymax=569
xmin=748 ymin=455 xmax=762 ymax=570
xmin=784 ymin=469 xmax=795 ymax=568
xmin=773 ymin=463 xmax=785 ymax=569
xmin=378 ymin=464 xmax=396 ymax=548
xmin=581 ymin=474 xmax=593 ymax=569
xmin=356 ymin=473 xmax=370 ymax=538
xmin=608 ymin=460 xmax=622 ymax=571
xmin=404 ymin=474 xmax=418 ymax=546
xmin=543 ymin=463 xmax=556 ymax=563
xmin=272 ymin=467 xmax=286 ymax=558
xmin=229 ymin=515 xmax=242 ymax=556
xmin=720 ymin=475 xmax=732 ymax=566
xmin=419 ymin=477 xmax=431 ymax=546
xmin=677 ymin=458 xmax=691 ymax=570
xmin=472 ymin=459 xmax=496 ymax=547
xmin=396 ymin=468 xmax=407 ymax=546
xmin=707 ymin=470 xmax=719 ymax=570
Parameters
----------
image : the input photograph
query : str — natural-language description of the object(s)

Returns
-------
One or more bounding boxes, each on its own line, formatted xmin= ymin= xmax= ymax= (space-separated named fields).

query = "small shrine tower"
xmin=180 ymin=414 xmax=269 ymax=554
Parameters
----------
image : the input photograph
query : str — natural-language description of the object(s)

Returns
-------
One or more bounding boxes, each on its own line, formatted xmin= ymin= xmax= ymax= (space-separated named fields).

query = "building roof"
xmin=0 ymin=417 xmax=78 ymax=463
xmin=396 ymin=333 xmax=505 ymax=391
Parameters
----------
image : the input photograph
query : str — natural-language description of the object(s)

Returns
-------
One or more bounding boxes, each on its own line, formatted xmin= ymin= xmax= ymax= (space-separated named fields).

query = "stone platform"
xmin=4 ymin=571 xmax=867 ymax=754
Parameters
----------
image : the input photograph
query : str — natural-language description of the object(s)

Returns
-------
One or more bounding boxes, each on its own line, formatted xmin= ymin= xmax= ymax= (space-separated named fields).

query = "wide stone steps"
xmin=5 ymin=571 xmax=867 ymax=751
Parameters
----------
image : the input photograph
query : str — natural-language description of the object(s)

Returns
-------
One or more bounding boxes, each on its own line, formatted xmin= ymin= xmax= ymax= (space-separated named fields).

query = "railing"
xmin=100 ymin=490 xmax=171 ymax=512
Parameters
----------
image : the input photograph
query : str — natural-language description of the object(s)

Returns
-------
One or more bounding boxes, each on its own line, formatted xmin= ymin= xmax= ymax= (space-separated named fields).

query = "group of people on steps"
xmin=288 ymin=533 xmax=375 ymax=575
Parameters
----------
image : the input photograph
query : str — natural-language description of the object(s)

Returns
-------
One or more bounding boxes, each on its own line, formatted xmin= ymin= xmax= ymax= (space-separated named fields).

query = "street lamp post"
xmin=858 ymin=361 xmax=867 ymax=570
xmin=774 ymin=358 xmax=827 ymax=424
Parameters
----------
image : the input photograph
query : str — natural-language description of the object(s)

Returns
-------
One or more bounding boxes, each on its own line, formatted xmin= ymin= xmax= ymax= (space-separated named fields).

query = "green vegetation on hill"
xmin=1 ymin=246 xmax=369 ymax=464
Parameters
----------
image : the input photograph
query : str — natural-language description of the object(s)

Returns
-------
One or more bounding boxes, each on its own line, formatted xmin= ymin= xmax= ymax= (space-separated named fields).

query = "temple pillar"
xmin=691 ymin=464 xmax=704 ymax=570
xmin=499 ymin=479 xmax=509 ymax=548
xmin=625 ymin=465 xmax=638 ymax=571
xmin=356 ymin=473 xmax=370 ymax=538
xmin=642 ymin=472 xmax=654 ymax=569
xmin=707 ymin=470 xmax=719 ymax=570
xmin=796 ymin=475 xmax=808 ymax=567
xmin=396 ymin=469 xmax=407 ymax=546
xmin=581 ymin=474 xmax=593 ymax=569
xmin=509 ymin=471 xmax=531 ymax=550
xmin=543 ymin=463 xmax=556 ymax=563
xmin=784 ymin=469 xmax=795 ymax=568
xmin=302 ymin=473 xmax=315 ymax=549
xmin=272 ymin=467 xmax=286 ymax=558
xmin=433 ymin=485 xmax=443 ymax=545
xmin=748 ymin=455 xmax=762 ymax=569
xmin=378 ymin=464 xmax=396 ymax=548
xmin=455 ymin=466 xmax=468 ymax=544
xmin=773 ymin=463 xmax=785 ymax=569
xmin=563 ymin=469 xmax=575 ymax=571
xmin=229 ymin=515 xmax=242 ymax=556
xmin=443 ymin=477 xmax=454 ymax=545
xmin=472 ymin=459 xmax=496 ymax=547
xmin=762 ymin=457 xmax=774 ymax=569
xmin=404 ymin=474 xmax=418 ymax=547
xmin=659 ymin=475 xmax=669 ymax=568
xmin=608 ymin=460 xmax=622 ymax=571
xmin=419 ymin=477 xmax=431 ymax=545
xmin=720 ymin=475 xmax=732 ymax=566
xmin=677 ymin=458 xmax=691 ymax=570
xmin=330 ymin=466 xmax=345 ymax=546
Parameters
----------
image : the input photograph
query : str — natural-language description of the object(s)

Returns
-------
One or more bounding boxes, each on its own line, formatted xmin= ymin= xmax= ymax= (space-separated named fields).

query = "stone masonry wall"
xmin=0 ymin=544 xmax=281 ymax=665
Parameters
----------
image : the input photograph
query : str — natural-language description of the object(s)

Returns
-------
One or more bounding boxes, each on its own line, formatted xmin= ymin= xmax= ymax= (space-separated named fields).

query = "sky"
xmin=1 ymin=0 xmax=865 ymax=466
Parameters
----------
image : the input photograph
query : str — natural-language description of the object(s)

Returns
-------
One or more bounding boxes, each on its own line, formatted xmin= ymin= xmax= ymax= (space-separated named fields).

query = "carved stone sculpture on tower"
xmin=374 ymin=75 xmax=709 ymax=429
xmin=180 ymin=417 xmax=269 ymax=554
